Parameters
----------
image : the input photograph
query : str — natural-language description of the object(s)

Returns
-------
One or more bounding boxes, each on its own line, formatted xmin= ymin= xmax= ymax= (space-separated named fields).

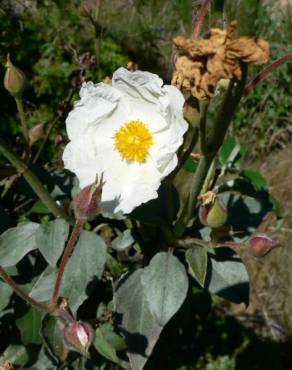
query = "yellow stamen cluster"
xmin=114 ymin=120 xmax=153 ymax=163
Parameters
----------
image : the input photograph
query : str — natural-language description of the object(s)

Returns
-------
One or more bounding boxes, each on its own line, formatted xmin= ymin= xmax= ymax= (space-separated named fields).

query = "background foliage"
xmin=0 ymin=0 xmax=292 ymax=369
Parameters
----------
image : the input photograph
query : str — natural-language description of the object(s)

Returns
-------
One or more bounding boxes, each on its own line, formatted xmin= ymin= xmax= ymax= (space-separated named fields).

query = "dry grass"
xmin=233 ymin=144 xmax=292 ymax=340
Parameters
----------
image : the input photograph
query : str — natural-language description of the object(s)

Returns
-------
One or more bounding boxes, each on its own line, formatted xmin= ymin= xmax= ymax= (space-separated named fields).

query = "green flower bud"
xmin=199 ymin=199 xmax=228 ymax=228
xmin=206 ymin=200 xmax=228 ymax=228
xmin=4 ymin=54 xmax=26 ymax=97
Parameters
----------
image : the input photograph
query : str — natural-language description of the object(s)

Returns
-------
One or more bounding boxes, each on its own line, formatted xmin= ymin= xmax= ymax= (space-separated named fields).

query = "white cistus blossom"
xmin=63 ymin=67 xmax=188 ymax=214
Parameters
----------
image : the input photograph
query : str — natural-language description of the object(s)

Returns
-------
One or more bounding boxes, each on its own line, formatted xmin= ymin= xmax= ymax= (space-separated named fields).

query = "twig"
xmin=243 ymin=54 xmax=292 ymax=97
xmin=33 ymin=89 xmax=75 ymax=164
xmin=15 ymin=97 xmax=29 ymax=144
xmin=193 ymin=0 xmax=212 ymax=39
xmin=0 ymin=265 xmax=48 ymax=311
xmin=0 ymin=138 xmax=69 ymax=220
xmin=51 ymin=220 xmax=84 ymax=304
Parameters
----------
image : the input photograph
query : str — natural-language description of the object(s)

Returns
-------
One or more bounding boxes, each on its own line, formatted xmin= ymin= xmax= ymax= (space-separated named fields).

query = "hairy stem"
xmin=51 ymin=220 xmax=84 ymax=304
xmin=0 ymin=139 xmax=68 ymax=220
xmin=193 ymin=0 xmax=212 ymax=39
xmin=243 ymin=54 xmax=292 ymax=96
xmin=0 ymin=265 xmax=48 ymax=311
xmin=15 ymin=97 xmax=29 ymax=143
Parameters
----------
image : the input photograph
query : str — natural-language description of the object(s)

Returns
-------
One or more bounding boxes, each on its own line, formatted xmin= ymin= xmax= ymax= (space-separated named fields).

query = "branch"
xmin=0 ymin=138 xmax=69 ymax=220
xmin=243 ymin=54 xmax=292 ymax=96
xmin=193 ymin=0 xmax=212 ymax=39
xmin=0 ymin=265 xmax=48 ymax=311
xmin=51 ymin=220 xmax=84 ymax=304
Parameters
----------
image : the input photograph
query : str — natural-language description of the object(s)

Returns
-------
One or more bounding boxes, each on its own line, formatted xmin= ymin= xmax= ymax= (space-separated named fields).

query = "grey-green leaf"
xmin=61 ymin=230 xmax=107 ymax=313
xmin=0 ymin=222 xmax=39 ymax=267
xmin=0 ymin=280 xmax=13 ymax=311
xmin=141 ymin=252 xmax=189 ymax=326
xmin=1 ymin=344 xmax=29 ymax=366
xmin=16 ymin=307 xmax=43 ymax=345
xmin=186 ymin=246 xmax=208 ymax=287
xmin=29 ymin=267 xmax=57 ymax=303
xmin=36 ymin=219 xmax=69 ymax=267
xmin=206 ymin=247 xmax=249 ymax=304
xmin=94 ymin=325 xmax=120 ymax=364
xmin=115 ymin=270 xmax=163 ymax=370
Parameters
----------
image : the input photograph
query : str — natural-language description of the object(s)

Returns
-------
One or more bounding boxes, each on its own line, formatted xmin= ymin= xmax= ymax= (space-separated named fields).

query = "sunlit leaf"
xmin=141 ymin=252 xmax=188 ymax=326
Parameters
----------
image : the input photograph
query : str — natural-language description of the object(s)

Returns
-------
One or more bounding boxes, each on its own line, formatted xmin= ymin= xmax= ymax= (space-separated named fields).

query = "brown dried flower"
xmin=172 ymin=21 xmax=270 ymax=100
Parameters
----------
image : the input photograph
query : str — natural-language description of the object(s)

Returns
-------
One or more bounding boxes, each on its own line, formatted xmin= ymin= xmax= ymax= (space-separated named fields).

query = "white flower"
xmin=63 ymin=67 xmax=188 ymax=214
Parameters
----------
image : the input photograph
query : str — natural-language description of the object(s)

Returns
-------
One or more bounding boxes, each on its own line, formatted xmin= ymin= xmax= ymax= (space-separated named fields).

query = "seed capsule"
xmin=4 ymin=54 xmax=26 ymax=97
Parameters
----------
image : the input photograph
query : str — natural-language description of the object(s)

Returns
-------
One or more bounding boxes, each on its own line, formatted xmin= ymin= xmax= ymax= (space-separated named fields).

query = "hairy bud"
xmin=63 ymin=321 xmax=95 ymax=357
xmin=29 ymin=123 xmax=44 ymax=146
xmin=73 ymin=174 xmax=104 ymax=220
xmin=249 ymin=234 xmax=277 ymax=257
xmin=4 ymin=54 xmax=26 ymax=97
xmin=199 ymin=199 xmax=228 ymax=228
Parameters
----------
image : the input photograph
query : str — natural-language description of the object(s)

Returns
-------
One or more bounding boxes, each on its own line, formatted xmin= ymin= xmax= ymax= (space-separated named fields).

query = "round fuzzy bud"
xmin=206 ymin=200 xmax=228 ymax=228
xmin=63 ymin=321 xmax=95 ymax=357
xmin=4 ymin=54 xmax=26 ymax=97
xmin=29 ymin=123 xmax=44 ymax=146
xmin=249 ymin=234 xmax=277 ymax=258
xmin=198 ymin=204 xmax=209 ymax=226
xmin=73 ymin=174 xmax=104 ymax=221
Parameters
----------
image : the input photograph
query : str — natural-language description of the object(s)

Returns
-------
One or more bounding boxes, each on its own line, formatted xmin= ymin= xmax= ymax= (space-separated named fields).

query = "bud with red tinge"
xmin=4 ymin=54 xmax=26 ymax=97
xmin=63 ymin=321 xmax=95 ymax=357
xmin=29 ymin=123 xmax=44 ymax=146
xmin=199 ymin=199 xmax=228 ymax=228
xmin=249 ymin=234 xmax=277 ymax=257
xmin=73 ymin=174 xmax=104 ymax=220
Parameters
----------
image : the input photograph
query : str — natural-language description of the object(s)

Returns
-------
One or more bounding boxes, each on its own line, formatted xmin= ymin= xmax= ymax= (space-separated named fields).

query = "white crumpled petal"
xmin=63 ymin=68 xmax=188 ymax=214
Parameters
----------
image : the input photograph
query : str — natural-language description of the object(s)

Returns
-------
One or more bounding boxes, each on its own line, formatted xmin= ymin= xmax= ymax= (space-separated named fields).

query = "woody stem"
xmin=51 ymin=220 xmax=84 ymax=304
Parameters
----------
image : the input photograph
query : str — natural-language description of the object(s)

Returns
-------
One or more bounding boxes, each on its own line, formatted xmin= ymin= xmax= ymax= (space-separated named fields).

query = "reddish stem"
xmin=51 ymin=220 xmax=84 ymax=304
xmin=0 ymin=265 xmax=48 ymax=311
xmin=243 ymin=54 xmax=292 ymax=96
xmin=193 ymin=0 xmax=211 ymax=39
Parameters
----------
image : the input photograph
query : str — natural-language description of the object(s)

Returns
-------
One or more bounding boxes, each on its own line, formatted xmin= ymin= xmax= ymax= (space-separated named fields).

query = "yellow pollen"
xmin=114 ymin=120 xmax=153 ymax=163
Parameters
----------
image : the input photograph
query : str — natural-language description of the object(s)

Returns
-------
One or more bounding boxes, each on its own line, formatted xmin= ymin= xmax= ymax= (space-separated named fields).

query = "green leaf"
xmin=186 ymin=246 xmax=208 ymax=287
xmin=16 ymin=307 xmax=43 ymax=345
xmin=240 ymin=169 xmax=267 ymax=191
xmin=0 ymin=279 xmax=13 ymax=311
xmin=206 ymin=248 xmax=249 ymax=305
xmin=94 ymin=326 xmax=120 ymax=364
xmin=141 ymin=252 xmax=188 ymax=326
xmin=36 ymin=219 xmax=70 ymax=267
xmin=61 ymin=230 xmax=107 ymax=313
xmin=41 ymin=313 xmax=69 ymax=363
xmin=0 ymin=222 xmax=39 ymax=267
xmin=30 ymin=346 xmax=55 ymax=370
xmin=1 ymin=344 xmax=29 ymax=366
xmin=220 ymin=136 xmax=237 ymax=163
xmin=98 ymin=322 xmax=127 ymax=351
xmin=29 ymin=267 xmax=57 ymax=303
xmin=115 ymin=270 xmax=163 ymax=370
xmin=183 ymin=157 xmax=198 ymax=173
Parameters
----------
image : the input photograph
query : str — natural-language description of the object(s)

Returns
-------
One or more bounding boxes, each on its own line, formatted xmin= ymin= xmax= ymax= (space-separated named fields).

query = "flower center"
xmin=114 ymin=120 xmax=153 ymax=163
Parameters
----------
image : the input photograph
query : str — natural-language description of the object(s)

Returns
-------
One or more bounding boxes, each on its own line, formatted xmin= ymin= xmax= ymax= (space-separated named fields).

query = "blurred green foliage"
xmin=0 ymin=0 xmax=291 ymax=369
